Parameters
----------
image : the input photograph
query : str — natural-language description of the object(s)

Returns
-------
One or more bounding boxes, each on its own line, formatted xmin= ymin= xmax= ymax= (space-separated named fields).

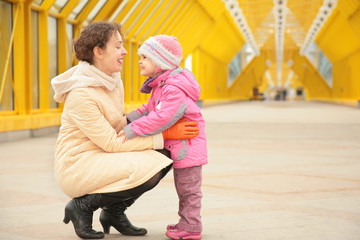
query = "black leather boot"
xmin=63 ymin=194 xmax=104 ymax=239
xmin=99 ymin=197 xmax=147 ymax=236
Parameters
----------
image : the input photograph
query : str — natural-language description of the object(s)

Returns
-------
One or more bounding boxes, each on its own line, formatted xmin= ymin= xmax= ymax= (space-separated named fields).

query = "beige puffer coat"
xmin=52 ymin=62 xmax=172 ymax=198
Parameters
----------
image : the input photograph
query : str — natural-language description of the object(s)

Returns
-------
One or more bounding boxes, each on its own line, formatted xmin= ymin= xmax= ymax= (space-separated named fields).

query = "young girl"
xmin=123 ymin=35 xmax=208 ymax=240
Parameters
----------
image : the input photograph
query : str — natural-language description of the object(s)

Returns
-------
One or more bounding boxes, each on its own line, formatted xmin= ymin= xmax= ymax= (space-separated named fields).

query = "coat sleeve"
xmin=137 ymin=102 xmax=150 ymax=115
xmin=126 ymin=102 xmax=150 ymax=123
xmin=66 ymin=89 xmax=164 ymax=152
xmin=124 ymin=85 xmax=186 ymax=139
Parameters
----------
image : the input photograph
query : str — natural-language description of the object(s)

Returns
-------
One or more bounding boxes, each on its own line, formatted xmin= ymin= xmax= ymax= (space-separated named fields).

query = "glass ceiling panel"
xmin=50 ymin=0 xmax=68 ymax=13
xmin=33 ymin=0 xmax=44 ymax=5
xmin=84 ymin=0 xmax=107 ymax=25
xmin=68 ymin=0 xmax=89 ymax=19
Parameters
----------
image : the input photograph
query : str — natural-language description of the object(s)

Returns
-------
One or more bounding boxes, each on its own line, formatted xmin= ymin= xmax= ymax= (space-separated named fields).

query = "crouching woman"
xmin=51 ymin=22 xmax=198 ymax=239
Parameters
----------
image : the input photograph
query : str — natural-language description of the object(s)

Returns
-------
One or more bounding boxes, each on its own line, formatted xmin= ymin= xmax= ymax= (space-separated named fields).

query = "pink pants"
xmin=173 ymin=165 xmax=203 ymax=233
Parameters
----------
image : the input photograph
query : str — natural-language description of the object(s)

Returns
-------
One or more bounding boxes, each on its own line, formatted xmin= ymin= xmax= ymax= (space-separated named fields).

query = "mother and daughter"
xmin=51 ymin=22 xmax=207 ymax=240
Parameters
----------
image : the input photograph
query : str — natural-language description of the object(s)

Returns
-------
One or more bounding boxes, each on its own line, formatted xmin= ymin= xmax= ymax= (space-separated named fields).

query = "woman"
xmin=51 ymin=22 xmax=198 ymax=239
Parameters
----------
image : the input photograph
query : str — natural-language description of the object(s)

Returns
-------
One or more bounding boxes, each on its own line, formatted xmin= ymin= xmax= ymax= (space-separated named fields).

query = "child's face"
xmin=139 ymin=55 xmax=157 ymax=77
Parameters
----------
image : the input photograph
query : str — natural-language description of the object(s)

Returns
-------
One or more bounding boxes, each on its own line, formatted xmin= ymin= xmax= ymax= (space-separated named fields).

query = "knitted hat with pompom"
xmin=138 ymin=35 xmax=183 ymax=70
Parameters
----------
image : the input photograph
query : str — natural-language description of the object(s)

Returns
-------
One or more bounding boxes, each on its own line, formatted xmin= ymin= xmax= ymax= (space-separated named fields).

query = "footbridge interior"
xmin=0 ymin=0 xmax=359 ymax=137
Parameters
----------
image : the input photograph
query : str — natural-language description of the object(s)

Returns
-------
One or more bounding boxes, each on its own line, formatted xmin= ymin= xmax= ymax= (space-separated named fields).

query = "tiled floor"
xmin=1 ymin=101 xmax=360 ymax=239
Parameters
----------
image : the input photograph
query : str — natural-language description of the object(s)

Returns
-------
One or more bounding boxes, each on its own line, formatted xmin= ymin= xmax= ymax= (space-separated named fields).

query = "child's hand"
xmin=118 ymin=130 xmax=128 ymax=143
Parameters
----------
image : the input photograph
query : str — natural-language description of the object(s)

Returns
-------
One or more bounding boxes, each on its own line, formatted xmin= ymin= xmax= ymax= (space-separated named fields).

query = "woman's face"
xmin=139 ymin=55 xmax=157 ymax=78
xmin=95 ymin=31 xmax=127 ymax=76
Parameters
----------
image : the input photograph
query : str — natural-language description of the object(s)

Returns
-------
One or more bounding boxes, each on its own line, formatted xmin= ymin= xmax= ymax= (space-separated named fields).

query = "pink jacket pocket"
xmin=164 ymin=139 xmax=188 ymax=161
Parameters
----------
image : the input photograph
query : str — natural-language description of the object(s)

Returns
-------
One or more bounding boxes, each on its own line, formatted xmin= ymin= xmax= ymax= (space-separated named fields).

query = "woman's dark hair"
xmin=73 ymin=22 xmax=123 ymax=64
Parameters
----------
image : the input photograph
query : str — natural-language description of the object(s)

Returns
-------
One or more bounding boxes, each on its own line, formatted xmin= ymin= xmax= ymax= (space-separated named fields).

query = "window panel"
xmin=33 ymin=0 xmax=44 ymax=5
xmin=305 ymin=42 xmax=333 ymax=87
xmin=68 ymin=0 xmax=89 ymax=20
xmin=31 ymin=10 xmax=39 ymax=109
xmin=0 ymin=1 xmax=14 ymax=111
xmin=318 ymin=50 xmax=332 ymax=87
xmin=185 ymin=55 xmax=192 ymax=71
xmin=304 ymin=42 xmax=317 ymax=66
xmin=48 ymin=16 xmax=58 ymax=109
xmin=66 ymin=23 xmax=73 ymax=69
xmin=228 ymin=43 xmax=255 ymax=86
xmin=228 ymin=50 xmax=242 ymax=86
xmin=50 ymin=0 xmax=69 ymax=13
xmin=84 ymin=0 xmax=107 ymax=25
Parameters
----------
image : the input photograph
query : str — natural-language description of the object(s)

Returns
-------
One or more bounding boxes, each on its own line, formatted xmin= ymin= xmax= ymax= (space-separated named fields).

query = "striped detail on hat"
xmin=138 ymin=36 xmax=182 ymax=70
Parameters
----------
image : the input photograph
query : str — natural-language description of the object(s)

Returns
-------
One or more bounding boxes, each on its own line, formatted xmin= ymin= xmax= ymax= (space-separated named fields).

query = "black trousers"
xmin=100 ymin=149 xmax=172 ymax=200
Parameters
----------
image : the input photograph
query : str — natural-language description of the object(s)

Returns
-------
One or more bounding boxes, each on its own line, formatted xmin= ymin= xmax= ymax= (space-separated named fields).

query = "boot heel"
xmin=63 ymin=210 xmax=70 ymax=224
xmin=100 ymin=210 xmax=112 ymax=234
xmin=101 ymin=222 xmax=111 ymax=234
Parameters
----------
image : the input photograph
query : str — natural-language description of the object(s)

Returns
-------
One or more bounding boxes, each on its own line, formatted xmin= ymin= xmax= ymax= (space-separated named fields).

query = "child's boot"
xmin=166 ymin=228 xmax=202 ymax=240
xmin=166 ymin=224 xmax=178 ymax=230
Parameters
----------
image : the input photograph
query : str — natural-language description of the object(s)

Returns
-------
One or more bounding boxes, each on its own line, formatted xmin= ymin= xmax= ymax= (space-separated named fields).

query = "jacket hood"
xmin=161 ymin=67 xmax=201 ymax=102
xmin=51 ymin=61 xmax=121 ymax=102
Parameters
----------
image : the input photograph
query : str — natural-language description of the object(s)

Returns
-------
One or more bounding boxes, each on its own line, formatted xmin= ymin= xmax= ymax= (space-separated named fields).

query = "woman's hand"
xmin=118 ymin=130 xmax=128 ymax=143
xmin=162 ymin=118 xmax=199 ymax=140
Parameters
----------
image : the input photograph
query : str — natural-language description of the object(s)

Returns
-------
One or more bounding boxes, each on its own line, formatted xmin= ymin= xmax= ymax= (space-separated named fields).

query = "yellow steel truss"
xmin=1 ymin=0 xmax=360 ymax=133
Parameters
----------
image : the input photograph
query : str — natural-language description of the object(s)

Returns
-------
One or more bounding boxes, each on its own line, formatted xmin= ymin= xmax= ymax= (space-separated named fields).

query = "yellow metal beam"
xmin=165 ymin=1 xmax=194 ymax=36
xmin=229 ymin=53 xmax=267 ymax=100
xmin=133 ymin=0 xmax=174 ymax=42
xmin=200 ymin=12 xmax=245 ymax=63
xmin=139 ymin=0 xmax=186 ymax=42
xmin=315 ymin=1 xmax=360 ymax=102
xmin=24 ymin=0 xmax=33 ymax=113
xmin=38 ymin=10 xmax=49 ymax=111
xmin=114 ymin=0 xmax=138 ymax=24
xmin=155 ymin=0 xmax=190 ymax=36
xmin=127 ymin=0 xmax=164 ymax=40
xmin=93 ymin=0 xmax=123 ymax=22
xmin=338 ymin=0 xmax=360 ymax=38
xmin=130 ymin=41 xmax=140 ymax=103
xmin=12 ymin=2 xmax=27 ymax=114
xmin=72 ymin=0 xmax=100 ymax=42
xmin=123 ymin=40 xmax=131 ymax=104
xmin=76 ymin=0 xmax=99 ymax=23
xmin=175 ymin=2 xmax=200 ymax=38
xmin=0 ymin=3 xmax=19 ymax=106
xmin=176 ymin=2 xmax=215 ymax=57
xmin=0 ymin=112 xmax=61 ymax=132
xmin=291 ymin=51 xmax=331 ymax=100
xmin=125 ymin=0 xmax=160 ymax=39
xmin=57 ymin=18 xmax=68 ymax=74
xmin=59 ymin=0 xmax=79 ymax=18
xmin=316 ymin=9 xmax=360 ymax=62
xmin=58 ymin=0 xmax=77 ymax=80
xmin=120 ymin=0 xmax=150 ymax=36
xmin=41 ymin=0 xmax=56 ymax=11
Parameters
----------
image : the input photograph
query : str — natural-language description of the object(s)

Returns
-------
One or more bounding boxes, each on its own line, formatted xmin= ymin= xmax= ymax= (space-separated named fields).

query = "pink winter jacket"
xmin=124 ymin=67 xmax=208 ymax=169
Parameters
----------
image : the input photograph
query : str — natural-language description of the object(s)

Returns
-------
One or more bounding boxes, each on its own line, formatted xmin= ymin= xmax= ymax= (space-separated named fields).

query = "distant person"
xmin=122 ymin=35 xmax=208 ymax=240
xmin=51 ymin=22 xmax=199 ymax=239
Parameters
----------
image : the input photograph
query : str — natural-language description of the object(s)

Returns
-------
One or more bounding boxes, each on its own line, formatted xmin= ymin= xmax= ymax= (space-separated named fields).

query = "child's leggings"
xmin=173 ymin=165 xmax=203 ymax=232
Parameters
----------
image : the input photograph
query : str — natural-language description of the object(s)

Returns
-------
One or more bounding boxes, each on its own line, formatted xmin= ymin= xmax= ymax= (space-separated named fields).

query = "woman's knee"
xmin=156 ymin=149 xmax=171 ymax=158
xmin=128 ymin=165 xmax=172 ymax=196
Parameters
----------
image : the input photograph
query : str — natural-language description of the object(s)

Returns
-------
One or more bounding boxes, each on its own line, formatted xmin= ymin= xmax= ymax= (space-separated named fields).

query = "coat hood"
xmin=51 ymin=61 xmax=121 ymax=102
